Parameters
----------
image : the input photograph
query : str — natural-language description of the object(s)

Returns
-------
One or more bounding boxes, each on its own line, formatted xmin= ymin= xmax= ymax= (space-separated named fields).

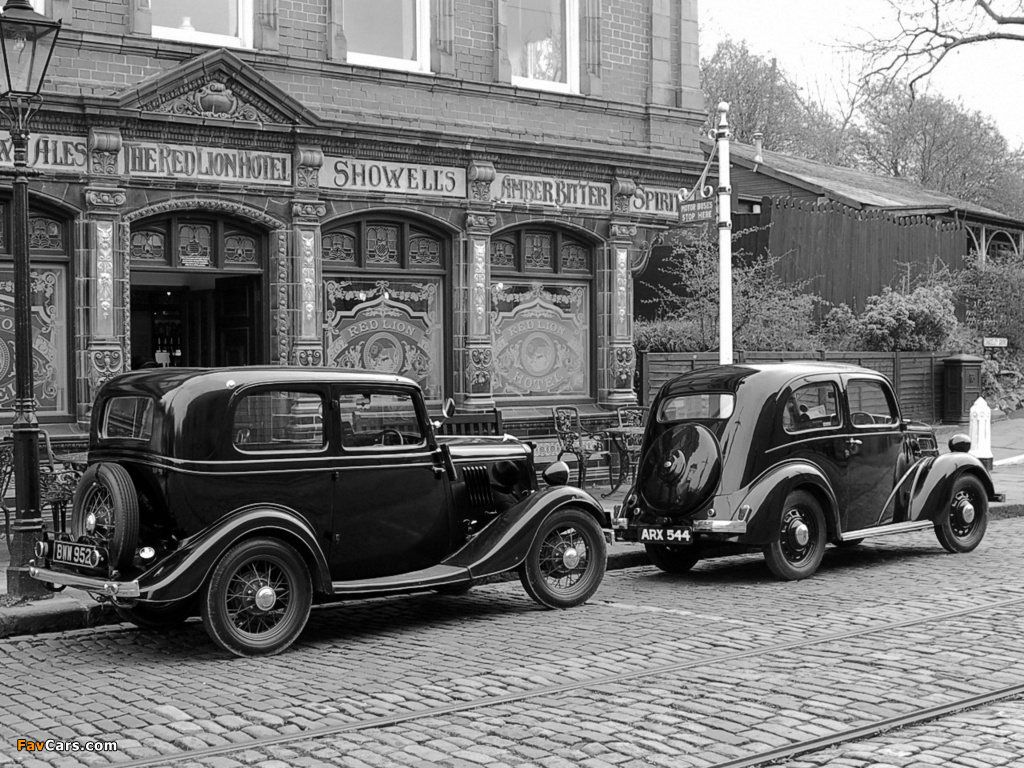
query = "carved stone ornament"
xmin=156 ymin=80 xmax=274 ymax=123
xmin=85 ymin=189 xmax=127 ymax=208
xmin=610 ymin=223 xmax=637 ymax=239
xmin=294 ymin=146 xmax=324 ymax=189
xmin=95 ymin=221 xmax=115 ymax=335
xmin=294 ymin=346 xmax=323 ymax=367
xmin=467 ymin=159 xmax=495 ymax=203
xmin=466 ymin=213 xmax=496 ymax=230
xmin=612 ymin=345 xmax=636 ymax=389
xmin=467 ymin=347 xmax=493 ymax=393
xmin=89 ymin=347 xmax=125 ymax=391
xmin=88 ymin=127 xmax=122 ymax=176
xmin=292 ymin=202 xmax=327 ymax=220
xmin=612 ymin=176 xmax=636 ymax=215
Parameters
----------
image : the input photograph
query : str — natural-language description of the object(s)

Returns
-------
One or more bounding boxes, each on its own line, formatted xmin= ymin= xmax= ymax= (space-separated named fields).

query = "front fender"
xmin=909 ymin=453 xmax=996 ymax=524
xmin=136 ymin=505 xmax=331 ymax=602
xmin=739 ymin=461 xmax=839 ymax=546
xmin=443 ymin=485 xmax=605 ymax=578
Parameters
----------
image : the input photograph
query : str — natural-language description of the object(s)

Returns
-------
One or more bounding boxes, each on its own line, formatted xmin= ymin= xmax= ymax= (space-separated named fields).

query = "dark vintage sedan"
xmin=611 ymin=362 xmax=1001 ymax=580
xmin=29 ymin=367 xmax=608 ymax=655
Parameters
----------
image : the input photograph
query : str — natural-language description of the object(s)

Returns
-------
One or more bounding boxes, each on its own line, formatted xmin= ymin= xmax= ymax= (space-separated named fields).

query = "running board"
xmin=330 ymin=564 xmax=470 ymax=596
xmin=840 ymin=520 xmax=934 ymax=541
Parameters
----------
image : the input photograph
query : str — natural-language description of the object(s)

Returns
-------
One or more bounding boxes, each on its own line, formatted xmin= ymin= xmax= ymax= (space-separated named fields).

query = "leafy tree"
xmin=637 ymin=230 xmax=818 ymax=352
xmin=858 ymin=0 xmax=1024 ymax=93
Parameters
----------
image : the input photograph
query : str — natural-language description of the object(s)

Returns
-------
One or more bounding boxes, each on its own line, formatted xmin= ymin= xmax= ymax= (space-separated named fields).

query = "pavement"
xmin=0 ymin=412 xmax=1021 ymax=641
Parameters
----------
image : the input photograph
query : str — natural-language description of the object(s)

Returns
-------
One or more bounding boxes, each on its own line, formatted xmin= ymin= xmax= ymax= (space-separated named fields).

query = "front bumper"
xmin=28 ymin=561 xmax=141 ymax=598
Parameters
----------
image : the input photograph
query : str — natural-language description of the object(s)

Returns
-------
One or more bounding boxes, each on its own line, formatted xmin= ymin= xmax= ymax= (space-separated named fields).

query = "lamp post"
xmin=0 ymin=0 xmax=60 ymax=598
xmin=715 ymin=102 xmax=733 ymax=366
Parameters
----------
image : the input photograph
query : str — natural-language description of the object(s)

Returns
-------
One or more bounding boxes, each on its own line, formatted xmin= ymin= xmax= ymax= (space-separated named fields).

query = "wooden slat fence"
xmin=638 ymin=350 xmax=950 ymax=423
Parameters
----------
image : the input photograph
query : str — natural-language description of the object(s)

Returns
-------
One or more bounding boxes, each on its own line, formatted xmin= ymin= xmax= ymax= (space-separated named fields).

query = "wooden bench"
xmin=434 ymin=408 xmax=504 ymax=437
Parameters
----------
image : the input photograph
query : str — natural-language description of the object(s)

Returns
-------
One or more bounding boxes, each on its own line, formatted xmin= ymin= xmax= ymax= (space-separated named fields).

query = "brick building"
xmin=0 ymin=0 xmax=705 ymax=439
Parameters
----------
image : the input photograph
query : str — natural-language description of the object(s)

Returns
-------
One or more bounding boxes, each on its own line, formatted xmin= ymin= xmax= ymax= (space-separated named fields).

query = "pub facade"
xmin=1 ymin=1 xmax=706 ymax=436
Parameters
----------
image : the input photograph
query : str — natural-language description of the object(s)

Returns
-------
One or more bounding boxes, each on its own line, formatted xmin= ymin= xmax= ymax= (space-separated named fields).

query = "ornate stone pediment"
xmin=115 ymin=49 xmax=320 ymax=127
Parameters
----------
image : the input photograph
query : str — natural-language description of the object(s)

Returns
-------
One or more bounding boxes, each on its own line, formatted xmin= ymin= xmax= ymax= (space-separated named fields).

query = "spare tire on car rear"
xmin=637 ymin=423 xmax=722 ymax=518
xmin=71 ymin=463 xmax=139 ymax=571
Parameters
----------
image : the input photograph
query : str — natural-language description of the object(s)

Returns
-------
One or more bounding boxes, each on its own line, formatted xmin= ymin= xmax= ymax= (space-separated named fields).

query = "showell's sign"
xmin=321 ymin=158 xmax=466 ymax=197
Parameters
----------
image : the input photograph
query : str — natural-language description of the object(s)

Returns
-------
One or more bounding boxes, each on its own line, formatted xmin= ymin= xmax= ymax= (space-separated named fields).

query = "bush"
xmin=955 ymin=254 xmax=1024 ymax=354
xmin=855 ymin=284 xmax=957 ymax=351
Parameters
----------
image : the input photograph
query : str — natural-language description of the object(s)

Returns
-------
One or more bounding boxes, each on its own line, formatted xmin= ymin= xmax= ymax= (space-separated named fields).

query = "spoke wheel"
xmin=645 ymin=544 xmax=701 ymax=573
xmin=519 ymin=507 xmax=607 ymax=609
xmin=70 ymin=463 xmax=139 ymax=571
xmin=935 ymin=475 xmax=988 ymax=553
xmin=763 ymin=490 xmax=826 ymax=580
xmin=201 ymin=538 xmax=312 ymax=657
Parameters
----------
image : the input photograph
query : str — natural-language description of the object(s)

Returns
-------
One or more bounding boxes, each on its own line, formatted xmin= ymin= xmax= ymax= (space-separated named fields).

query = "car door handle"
xmin=432 ymin=465 xmax=445 ymax=477
xmin=848 ymin=438 xmax=863 ymax=445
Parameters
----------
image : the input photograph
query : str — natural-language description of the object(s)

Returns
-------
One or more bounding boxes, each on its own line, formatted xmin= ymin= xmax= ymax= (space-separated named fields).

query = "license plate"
xmin=637 ymin=526 xmax=692 ymax=544
xmin=52 ymin=541 xmax=101 ymax=568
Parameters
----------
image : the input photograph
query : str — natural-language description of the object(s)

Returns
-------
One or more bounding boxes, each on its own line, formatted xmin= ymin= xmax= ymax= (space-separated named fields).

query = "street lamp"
xmin=0 ymin=0 xmax=60 ymax=598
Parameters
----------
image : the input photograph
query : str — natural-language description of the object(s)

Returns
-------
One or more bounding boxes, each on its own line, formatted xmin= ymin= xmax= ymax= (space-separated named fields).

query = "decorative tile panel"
xmin=322 ymin=231 xmax=356 ymax=263
xmin=130 ymin=230 xmax=167 ymax=263
xmin=29 ymin=217 xmax=63 ymax=250
xmin=524 ymin=233 xmax=552 ymax=270
xmin=179 ymin=224 xmax=212 ymax=268
xmin=409 ymin=234 xmax=441 ymax=266
xmin=225 ymin=233 xmax=258 ymax=265
xmin=561 ymin=241 xmax=590 ymax=273
xmin=490 ymin=239 xmax=515 ymax=269
xmin=365 ymin=225 xmax=399 ymax=264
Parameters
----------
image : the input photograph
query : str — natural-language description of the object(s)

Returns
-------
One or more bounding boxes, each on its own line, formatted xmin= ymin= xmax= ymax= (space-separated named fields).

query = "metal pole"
xmin=6 ymin=122 xmax=45 ymax=598
xmin=716 ymin=102 xmax=733 ymax=366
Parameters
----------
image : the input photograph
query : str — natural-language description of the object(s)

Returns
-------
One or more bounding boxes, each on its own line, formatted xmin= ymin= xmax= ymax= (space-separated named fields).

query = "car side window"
xmin=783 ymin=382 xmax=840 ymax=433
xmin=848 ymin=379 xmax=899 ymax=427
xmin=337 ymin=390 xmax=426 ymax=449
xmin=232 ymin=390 xmax=325 ymax=451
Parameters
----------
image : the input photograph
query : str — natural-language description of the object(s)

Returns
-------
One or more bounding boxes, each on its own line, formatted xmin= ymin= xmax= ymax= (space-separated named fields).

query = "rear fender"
xmin=136 ymin=505 xmax=331 ymax=601
xmin=909 ymin=453 xmax=996 ymax=524
xmin=739 ymin=462 xmax=839 ymax=546
xmin=443 ymin=486 xmax=605 ymax=578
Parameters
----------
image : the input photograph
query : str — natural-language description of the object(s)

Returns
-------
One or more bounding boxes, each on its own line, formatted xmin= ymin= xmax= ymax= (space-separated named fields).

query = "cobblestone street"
xmin=3 ymin=517 xmax=1024 ymax=767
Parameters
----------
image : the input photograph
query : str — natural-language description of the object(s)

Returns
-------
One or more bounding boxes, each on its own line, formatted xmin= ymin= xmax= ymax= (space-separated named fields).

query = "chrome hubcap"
xmin=254 ymin=586 xmax=277 ymax=611
xmin=789 ymin=520 xmax=810 ymax=548
xmin=958 ymin=500 xmax=975 ymax=525
xmin=561 ymin=547 xmax=581 ymax=570
xmin=85 ymin=512 xmax=97 ymax=533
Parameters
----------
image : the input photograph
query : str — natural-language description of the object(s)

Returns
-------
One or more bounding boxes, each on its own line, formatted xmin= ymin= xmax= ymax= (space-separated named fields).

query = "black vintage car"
xmin=612 ymin=362 xmax=1001 ymax=580
xmin=29 ymin=367 xmax=608 ymax=655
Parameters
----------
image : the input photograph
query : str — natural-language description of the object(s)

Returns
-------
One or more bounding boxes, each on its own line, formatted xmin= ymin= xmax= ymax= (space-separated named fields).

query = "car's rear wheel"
xmin=70 ymin=463 xmax=139 ymax=571
xmin=115 ymin=598 xmax=195 ymax=630
xmin=763 ymin=490 xmax=826 ymax=580
xmin=645 ymin=544 xmax=701 ymax=573
xmin=201 ymin=537 xmax=312 ymax=657
xmin=519 ymin=507 xmax=606 ymax=609
xmin=935 ymin=475 xmax=988 ymax=553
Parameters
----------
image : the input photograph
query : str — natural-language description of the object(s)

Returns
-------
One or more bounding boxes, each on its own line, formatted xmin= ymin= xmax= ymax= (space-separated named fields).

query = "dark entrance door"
xmin=214 ymin=275 xmax=260 ymax=366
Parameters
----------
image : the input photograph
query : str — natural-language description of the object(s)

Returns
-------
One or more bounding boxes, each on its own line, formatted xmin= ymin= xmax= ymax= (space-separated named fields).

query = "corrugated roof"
xmin=715 ymin=139 xmax=1019 ymax=225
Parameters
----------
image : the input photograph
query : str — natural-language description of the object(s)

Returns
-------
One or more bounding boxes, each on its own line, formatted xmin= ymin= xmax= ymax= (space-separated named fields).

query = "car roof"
xmin=100 ymin=366 xmax=419 ymax=399
xmin=659 ymin=361 xmax=888 ymax=398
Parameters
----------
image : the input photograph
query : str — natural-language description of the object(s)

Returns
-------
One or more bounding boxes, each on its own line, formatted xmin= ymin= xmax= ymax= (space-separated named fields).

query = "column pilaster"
xmin=289 ymin=146 xmax=326 ymax=366
xmin=600 ymin=216 xmax=638 ymax=408
xmin=460 ymin=159 xmax=497 ymax=410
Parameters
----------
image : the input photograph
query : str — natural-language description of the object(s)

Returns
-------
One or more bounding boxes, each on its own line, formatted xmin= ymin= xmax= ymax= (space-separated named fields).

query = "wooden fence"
xmin=637 ymin=350 xmax=950 ymax=423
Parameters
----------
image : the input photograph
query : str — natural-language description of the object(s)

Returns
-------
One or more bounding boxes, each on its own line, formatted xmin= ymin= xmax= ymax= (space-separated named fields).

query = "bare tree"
xmin=859 ymin=0 xmax=1024 ymax=92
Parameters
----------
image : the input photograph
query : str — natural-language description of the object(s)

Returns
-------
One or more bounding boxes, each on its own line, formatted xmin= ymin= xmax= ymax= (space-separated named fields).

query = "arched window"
xmin=0 ymin=201 xmax=72 ymax=419
xmin=489 ymin=227 xmax=594 ymax=400
xmin=321 ymin=216 xmax=447 ymax=401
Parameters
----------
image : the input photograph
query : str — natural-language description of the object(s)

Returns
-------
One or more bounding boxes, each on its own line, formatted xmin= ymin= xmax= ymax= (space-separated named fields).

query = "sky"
xmin=699 ymin=0 xmax=1024 ymax=149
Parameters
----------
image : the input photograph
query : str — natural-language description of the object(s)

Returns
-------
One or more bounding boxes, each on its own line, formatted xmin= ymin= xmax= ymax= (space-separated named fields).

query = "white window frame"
xmin=346 ymin=0 xmax=431 ymax=74
xmin=151 ymin=0 xmax=255 ymax=50
xmin=510 ymin=0 xmax=580 ymax=95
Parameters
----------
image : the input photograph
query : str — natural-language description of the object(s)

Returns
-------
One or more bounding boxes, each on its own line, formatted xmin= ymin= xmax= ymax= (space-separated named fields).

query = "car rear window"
xmin=101 ymin=396 xmax=155 ymax=440
xmin=658 ymin=393 xmax=735 ymax=423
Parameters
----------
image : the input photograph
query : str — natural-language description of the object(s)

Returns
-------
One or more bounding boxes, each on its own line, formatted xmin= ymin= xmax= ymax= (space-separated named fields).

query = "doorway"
xmin=130 ymin=274 xmax=262 ymax=369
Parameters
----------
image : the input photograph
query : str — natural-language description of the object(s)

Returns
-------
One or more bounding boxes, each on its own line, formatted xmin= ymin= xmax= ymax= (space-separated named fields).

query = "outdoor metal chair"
xmin=615 ymin=404 xmax=649 ymax=479
xmin=0 ymin=431 xmax=82 ymax=542
xmin=551 ymin=406 xmax=610 ymax=489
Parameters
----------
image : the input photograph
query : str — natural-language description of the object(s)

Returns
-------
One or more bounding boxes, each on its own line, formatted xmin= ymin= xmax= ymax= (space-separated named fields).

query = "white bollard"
xmin=969 ymin=397 xmax=993 ymax=471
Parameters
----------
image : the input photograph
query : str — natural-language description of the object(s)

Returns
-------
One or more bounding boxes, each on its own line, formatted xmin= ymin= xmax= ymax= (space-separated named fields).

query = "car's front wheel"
xmin=763 ymin=490 xmax=826 ymax=580
xmin=519 ymin=507 xmax=607 ymax=609
xmin=201 ymin=537 xmax=312 ymax=657
xmin=935 ymin=475 xmax=988 ymax=553
xmin=645 ymin=544 xmax=701 ymax=573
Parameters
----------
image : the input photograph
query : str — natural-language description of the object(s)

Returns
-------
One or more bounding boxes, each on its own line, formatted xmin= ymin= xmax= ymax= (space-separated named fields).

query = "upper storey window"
xmin=509 ymin=0 xmax=579 ymax=93
xmin=152 ymin=0 xmax=254 ymax=49
xmin=346 ymin=0 xmax=430 ymax=73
